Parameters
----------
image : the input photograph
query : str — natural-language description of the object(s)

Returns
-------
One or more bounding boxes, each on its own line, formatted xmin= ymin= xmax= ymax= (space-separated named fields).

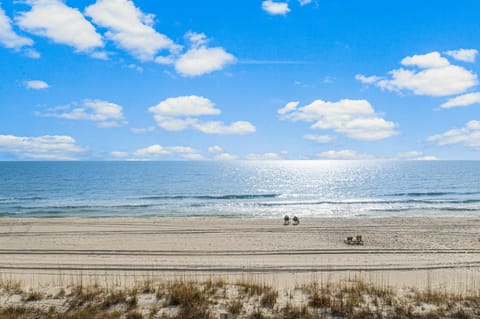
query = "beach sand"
xmin=1 ymin=216 xmax=480 ymax=291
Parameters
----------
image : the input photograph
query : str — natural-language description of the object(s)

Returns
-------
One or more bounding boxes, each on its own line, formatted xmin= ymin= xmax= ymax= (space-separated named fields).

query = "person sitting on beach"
xmin=283 ymin=215 xmax=290 ymax=225
xmin=292 ymin=216 xmax=299 ymax=225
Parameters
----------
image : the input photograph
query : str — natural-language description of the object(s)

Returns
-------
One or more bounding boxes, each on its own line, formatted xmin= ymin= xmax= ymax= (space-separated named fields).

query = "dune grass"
xmin=1 ymin=274 xmax=480 ymax=318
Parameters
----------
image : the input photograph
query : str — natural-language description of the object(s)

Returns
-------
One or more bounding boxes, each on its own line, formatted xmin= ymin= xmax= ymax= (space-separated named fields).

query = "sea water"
xmin=1 ymin=160 xmax=479 ymax=218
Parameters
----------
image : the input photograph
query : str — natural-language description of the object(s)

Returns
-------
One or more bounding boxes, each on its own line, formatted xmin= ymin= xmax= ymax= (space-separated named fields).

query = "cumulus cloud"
xmin=35 ymin=99 xmax=126 ymax=127
xmin=317 ymin=150 xmax=374 ymax=160
xmin=149 ymin=95 xmax=255 ymax=135
xmin=25 ymin=80 xmax=49 ymax=89
xmin=401 ymin=51 xmax=450 ymax=68
xmin=262 ymin=0 xmax=290 ymax=15
xmin=357 ymin=51 xmax=478 ymax=97
xmin=174 ymin=32 xmax=236 ymax=77
xmin=194 ymin=121 xmax=255 ymax=135
xmin=133 ymin=144 xmax=199 ymax=158
xmin=149 ymin=95 xmax=220 ymax=116
xmin=246 ymin=152 xmax=283 ymax=160
xmin=85 ymin=0 xmax=178 ymax=61
xmin=427 ymin=120 xmax=480 ymax=148
xmin=279 ymin=98 xmax=397 ymax=140
xmin=303 ymin=134 xmax=334 ymax=143
xmin=441 ymin=92 xmax=480 ymax=109
xmin=445 ymin=49 xmax=478 ymax=63
xmin=355 ymin=74 xmax=382 ymax=84
xmin=0 ymin=134 xmax=83 ymax=160
xmin=277 ymin=101 xmax=299 ymax=115
xmin=16 ymin=0 xmax=103 ymax=52
xmin=208 ymin=145 xmax=223 ymax=153
xmin=0 ymin=5 xmax=33 ymax=49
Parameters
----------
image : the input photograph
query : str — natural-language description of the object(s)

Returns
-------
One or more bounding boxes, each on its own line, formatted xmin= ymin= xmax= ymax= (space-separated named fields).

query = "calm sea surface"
xmin=1 ymin=161 xmax=479 ymax=218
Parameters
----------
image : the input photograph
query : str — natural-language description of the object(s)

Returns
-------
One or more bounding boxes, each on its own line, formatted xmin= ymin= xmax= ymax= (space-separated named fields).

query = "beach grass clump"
xmin=235 ymin=278 xmax=270 ymax=297
xmin=0 ymin=278 xmax=23 ymax=294
xmin=228 ymin=298 xmax=244 ymax=315
xmin=4 ymin=276 xmax=480 ymax=318
xmin=139 ymin=278 xmax=155 ymax=294
xmin=247 ymin=307 xmax=265 ymax=319
xmin=103 ymin=290 xmax=128 ymax=309
xmin=165 ymin=280 xmax=212 ymax=319
xmin=260 ymin=288 xmax=278 ymax=308
xmin=279 ymin=303 xmax=317 ymax=319
xmin=22 ymin=289 xmax=44 ymax=302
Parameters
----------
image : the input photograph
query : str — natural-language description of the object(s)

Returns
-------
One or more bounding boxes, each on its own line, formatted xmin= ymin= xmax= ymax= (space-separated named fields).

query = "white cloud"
xmin=441 ymin=92 xmax=480 ymax=109
xmin=16 ymin=0 xmax=103 ymax=52
xmin=150 ymin=116 xmax=197 ymax=131
xmin=0 ymin=5 xmax=33 ymax=49
xmin=318 ymin=150 xmax=374 ymax=160
xmin=149 ymin=95 xmax=220 ymax=116
xmin=85 ymin=0 xmax=178 ymax=61
xmin=24 ymin=48 xmax=40 ymax=58
xmin=279 ymin=98 xmax=397 ymax=140
xmin=133 ymin=144 xmax=198 ymax=158
xmin=149 ymin=95 xmax=255 ymax=135
xmin=91 ymin=51 xmax=108 ymax=60
xmin=0 ymin=134 xmax=83 ymax=160
xmin=396 ymin=151 xmax=438 ymax=161
xmin=299 ymin=0 xmax=312 ymax=5
xmin=401 ymin=52 xmax=450 ymax=68
xmin=155 ymin=55 xmax=174 ymax=65
xmin=277 ymin=101 xmax=299 ymax=115
xmin=174 ymin=32 xmax=236 ymax=77
xmin=416 ymin=156 xmax=439 ymax=161
xmin=25 ymin=80 xmax=49 ymax=89
xmin=360 ymin=51 xmax=478 ymax=97
xmin=130 ymin=126 xmax=155 ymax=134
xmin=194 ymin=121 xmax=255 ymax=135
xmin=35 ymin=99 xmax=126 ymax=127
xmin=445 ymin=49 xmax=478 ymax=63
xmin=262 ymin=0 xmax=290 ymax=15
xmin=208 ymin=145 xmax=223 ymax=153
xmin=355 ymin=74 xmax=382 ymax=84
xmin=214 ymin=153 xmax=238 ymax=160
xmin=303 ymin=134 xmax=334 ymax=143
xmin=185 ymin=31 xmax=208 ymax=47
xmin=427 ymin=120 xmax=480 ymax=148
xmin=246 ymin=152 xmax=283 ymax=160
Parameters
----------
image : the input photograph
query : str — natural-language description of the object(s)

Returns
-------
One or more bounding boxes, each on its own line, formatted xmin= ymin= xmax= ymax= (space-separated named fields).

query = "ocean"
xmin=0 ymin=160 xmax=479 ymax=218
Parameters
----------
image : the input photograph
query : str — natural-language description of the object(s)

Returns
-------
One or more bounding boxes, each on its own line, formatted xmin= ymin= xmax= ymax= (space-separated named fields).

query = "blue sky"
xmin=1 ymin=0 xmax=480 ymax=160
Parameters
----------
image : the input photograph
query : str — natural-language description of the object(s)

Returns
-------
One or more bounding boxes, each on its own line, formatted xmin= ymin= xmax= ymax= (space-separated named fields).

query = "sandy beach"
xmin=1 ymin=216 xmax=480 ymax=291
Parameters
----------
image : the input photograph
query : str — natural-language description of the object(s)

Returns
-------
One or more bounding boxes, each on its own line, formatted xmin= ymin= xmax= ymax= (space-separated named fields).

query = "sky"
xmin=1 ymin=0 xmax=480 ymax=160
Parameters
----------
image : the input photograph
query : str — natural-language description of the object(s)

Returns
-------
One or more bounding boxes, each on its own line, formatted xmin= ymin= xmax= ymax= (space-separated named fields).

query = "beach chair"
xmin=344 ymin=235 xmax=364 ymax=245
xmin=292 ymin=216 xmax=299 ymax=225
xmin=355 ymin=235 xmax=364 ymax=245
